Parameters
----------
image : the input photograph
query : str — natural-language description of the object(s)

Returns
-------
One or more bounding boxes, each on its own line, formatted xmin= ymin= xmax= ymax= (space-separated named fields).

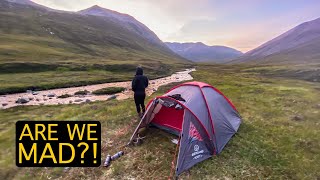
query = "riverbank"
xmin=0 ymin=69 xmax=195 ymax=109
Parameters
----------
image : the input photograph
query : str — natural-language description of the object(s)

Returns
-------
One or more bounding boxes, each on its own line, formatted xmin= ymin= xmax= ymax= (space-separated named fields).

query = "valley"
xmin=0 ymin=0 xmax=319 ymax=179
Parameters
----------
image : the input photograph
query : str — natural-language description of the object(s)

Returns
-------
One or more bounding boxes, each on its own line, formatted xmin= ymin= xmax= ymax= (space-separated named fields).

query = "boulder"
xmin=107 ymin=95 xmax=117 ymax=100
xmin=32 ymin=91 xmax=39 ymax=95
xmin=47 ymin=93 xmax=56 ymax=97
xmin=16 ymin=97 xmax=30 ymax=104
xmin=291 ymin=115 xmax=304 ymax=121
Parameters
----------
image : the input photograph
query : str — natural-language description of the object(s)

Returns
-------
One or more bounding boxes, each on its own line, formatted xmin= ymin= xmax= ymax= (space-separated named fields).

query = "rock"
xmin=49 ymin=98 xmax=52 ymax=99
xmin=39 ymin=103 xmax=44 ymax=105
xmin=43 ymin=95 xmax=46 ymax=97
xmin=46 ymin=114 xmax=53 ymax=118
xmin=151 ymin=82 xmax=155 ymax=84
xmin=2 ymin=103 xmax=8 ymax=106
xmin=69 ymin=100 xmax=73 ymax=104
xmin=32 ymin=91 xmax=39 ymax=95
xmin=291 ymin=115 xmax=304 ymax=121
xmin=36 ymin=99 xmax=40 ymax=101
xmin=26 ymin=90 xmax=33 ymax=94
xmin=176 ymin=77 xmax=179 ymax=79
xmin=316 ymin=104 xmax=320 ymax=108
xmin=153 ymin=88 xmax=156 ymax=92
xmin=47 ymin=93 xmax=56 ymax=97
xmin=29 ymin=97 xmax=34 ymax=100
xmin=74 ymin=99 xmax=83 ymax=102
xmin=64 ymin=167 xmax=70 ymax=172
xmin=43 ymin=99 xmax=47 ymax=101
xmin=107 ymin=95 xmax=117 ymax=100
xmin=16 ymin=97 xmax=30 ymax=104
xmin=85 ymin=99 xmax=91 ymax=103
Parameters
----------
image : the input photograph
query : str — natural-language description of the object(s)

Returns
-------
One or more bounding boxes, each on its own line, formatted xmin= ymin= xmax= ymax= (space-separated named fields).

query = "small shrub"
xmin=74 ymin=90 xmax=90 ymax=95
xmin=92 ymin=87 xmax=125 ymax=95
xmin=57 ymin=94 xmax=72 ymax=98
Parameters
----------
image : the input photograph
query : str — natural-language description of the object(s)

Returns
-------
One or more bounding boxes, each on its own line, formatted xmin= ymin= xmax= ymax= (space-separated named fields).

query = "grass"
xmin=0 ymin=64 xmax=319 ymax=179
xmin=92 ymin=87 xmax=125 ymax=95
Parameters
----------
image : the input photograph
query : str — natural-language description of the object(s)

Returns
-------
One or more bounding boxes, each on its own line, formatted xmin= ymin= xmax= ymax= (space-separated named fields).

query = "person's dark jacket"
xmin=132 ymin=67 xmax=148 ymax=94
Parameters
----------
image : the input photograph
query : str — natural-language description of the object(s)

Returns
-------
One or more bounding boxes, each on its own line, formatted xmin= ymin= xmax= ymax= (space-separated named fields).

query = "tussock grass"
xmin=92 ymin=87 xmax=125 ymax=95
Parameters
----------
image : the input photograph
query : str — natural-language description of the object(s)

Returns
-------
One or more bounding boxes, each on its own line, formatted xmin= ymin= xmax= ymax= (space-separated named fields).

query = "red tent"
xmin=129 ymin=81 xmax=242 ymax=176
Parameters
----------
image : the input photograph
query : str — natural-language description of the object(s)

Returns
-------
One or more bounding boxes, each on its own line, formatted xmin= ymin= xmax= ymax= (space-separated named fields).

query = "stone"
xmin=74 ymin=99 xmax=83 ymax=102
xmin=36 ymin=99 xmax=40 ymax=101
xmin=153 ymin=88 xmax=156 ymax=92
xmin=291 ymin=115 xmax=304 ymax=121
xmin=16 ymin=97 xmax=30 ymax=104
xmin=2 ymin=103 xmax=8 ymax=106
xmin=69 ymin=100 xmax=73 ymax=104
xmin=47 ymin=93 xmax=56 ymax=97
xmin=32 ymin=91 xmax=39 ymax=95
xmin=29 ymin=97 xmax=34 ymax=100
xmin=85 ymin=99 xmax=91 ymax=103
xmin=107 ymin=95 xmax=117 ymax=100
xmin=151 ymin=82 xmax=155 ymax=84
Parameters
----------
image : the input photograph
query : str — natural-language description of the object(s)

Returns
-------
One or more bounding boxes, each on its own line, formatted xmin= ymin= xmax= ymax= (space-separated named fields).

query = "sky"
xmin=32 ymin=0 xmax=320 ymax=52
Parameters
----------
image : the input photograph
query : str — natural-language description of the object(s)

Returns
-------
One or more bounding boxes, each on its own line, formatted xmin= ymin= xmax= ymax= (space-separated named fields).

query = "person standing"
xmin=132 ymin=66 xmax=149 ymax=118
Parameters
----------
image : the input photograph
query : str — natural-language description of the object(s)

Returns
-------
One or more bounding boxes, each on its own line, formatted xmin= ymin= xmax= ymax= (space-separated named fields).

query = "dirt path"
xmin=0 ymin=69 xmax=195 ymax=109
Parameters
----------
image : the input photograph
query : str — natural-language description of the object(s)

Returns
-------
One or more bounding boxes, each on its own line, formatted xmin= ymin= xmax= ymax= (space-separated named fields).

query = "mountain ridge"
xmin=166 ymin=42 xmax=243 ymax=63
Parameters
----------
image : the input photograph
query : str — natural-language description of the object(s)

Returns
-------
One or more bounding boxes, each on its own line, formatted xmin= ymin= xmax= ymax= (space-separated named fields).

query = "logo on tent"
xmin=194 ymin=145 xmax=199 ymax=151
xmin=188 ymin=122 xmax=203 ymax=142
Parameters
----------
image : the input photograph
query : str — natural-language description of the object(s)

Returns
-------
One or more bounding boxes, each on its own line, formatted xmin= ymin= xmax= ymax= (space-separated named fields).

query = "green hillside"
xmin=0 ymin=0 xmax=189 ymax=94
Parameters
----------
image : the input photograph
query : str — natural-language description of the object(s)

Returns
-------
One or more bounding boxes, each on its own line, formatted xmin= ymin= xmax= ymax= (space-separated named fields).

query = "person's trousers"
xmin=134 ymin=93 xmax=146 ymax=113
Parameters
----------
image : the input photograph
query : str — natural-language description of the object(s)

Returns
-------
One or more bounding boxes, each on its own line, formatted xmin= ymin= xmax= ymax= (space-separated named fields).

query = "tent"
xmin=129 ymin=81 xmax=241 ymax=176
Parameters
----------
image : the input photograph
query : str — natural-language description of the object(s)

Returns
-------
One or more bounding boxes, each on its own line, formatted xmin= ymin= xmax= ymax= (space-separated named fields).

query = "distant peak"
xmin=89 ymin=5 xmax=103 ymax=9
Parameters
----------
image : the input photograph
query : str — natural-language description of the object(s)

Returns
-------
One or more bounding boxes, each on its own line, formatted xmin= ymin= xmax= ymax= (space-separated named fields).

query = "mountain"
xmin=231 ymin=18 xmax=320 ymax=64
xmin=78 ymin=5 xmax=165 ymax=46
xmin=0 ymin=0 xmax=185 ymax=65
xmin=165 ymin=42 xmax=243 ymax=63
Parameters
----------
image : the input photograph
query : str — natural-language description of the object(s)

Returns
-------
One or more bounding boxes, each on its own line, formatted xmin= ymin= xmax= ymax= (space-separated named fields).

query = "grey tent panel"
xmin=165 ymin=85 xmax=214 ymax=141
xmin=176 ymin=110 xmax=213 ymax=175
xmin=202 ymin=87 xmax=241 ymax=154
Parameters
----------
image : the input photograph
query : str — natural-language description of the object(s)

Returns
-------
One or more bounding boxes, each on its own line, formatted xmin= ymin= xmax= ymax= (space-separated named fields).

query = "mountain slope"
xmin=0 ymin=0 xmax=185 ymax=64
xmin=231 ymin=18 xmax=320 ymax=64
xmin=166 ymin=42 xmax=243 ymax=63
xmin=78 ymin=5 xmax=167 ymax=47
